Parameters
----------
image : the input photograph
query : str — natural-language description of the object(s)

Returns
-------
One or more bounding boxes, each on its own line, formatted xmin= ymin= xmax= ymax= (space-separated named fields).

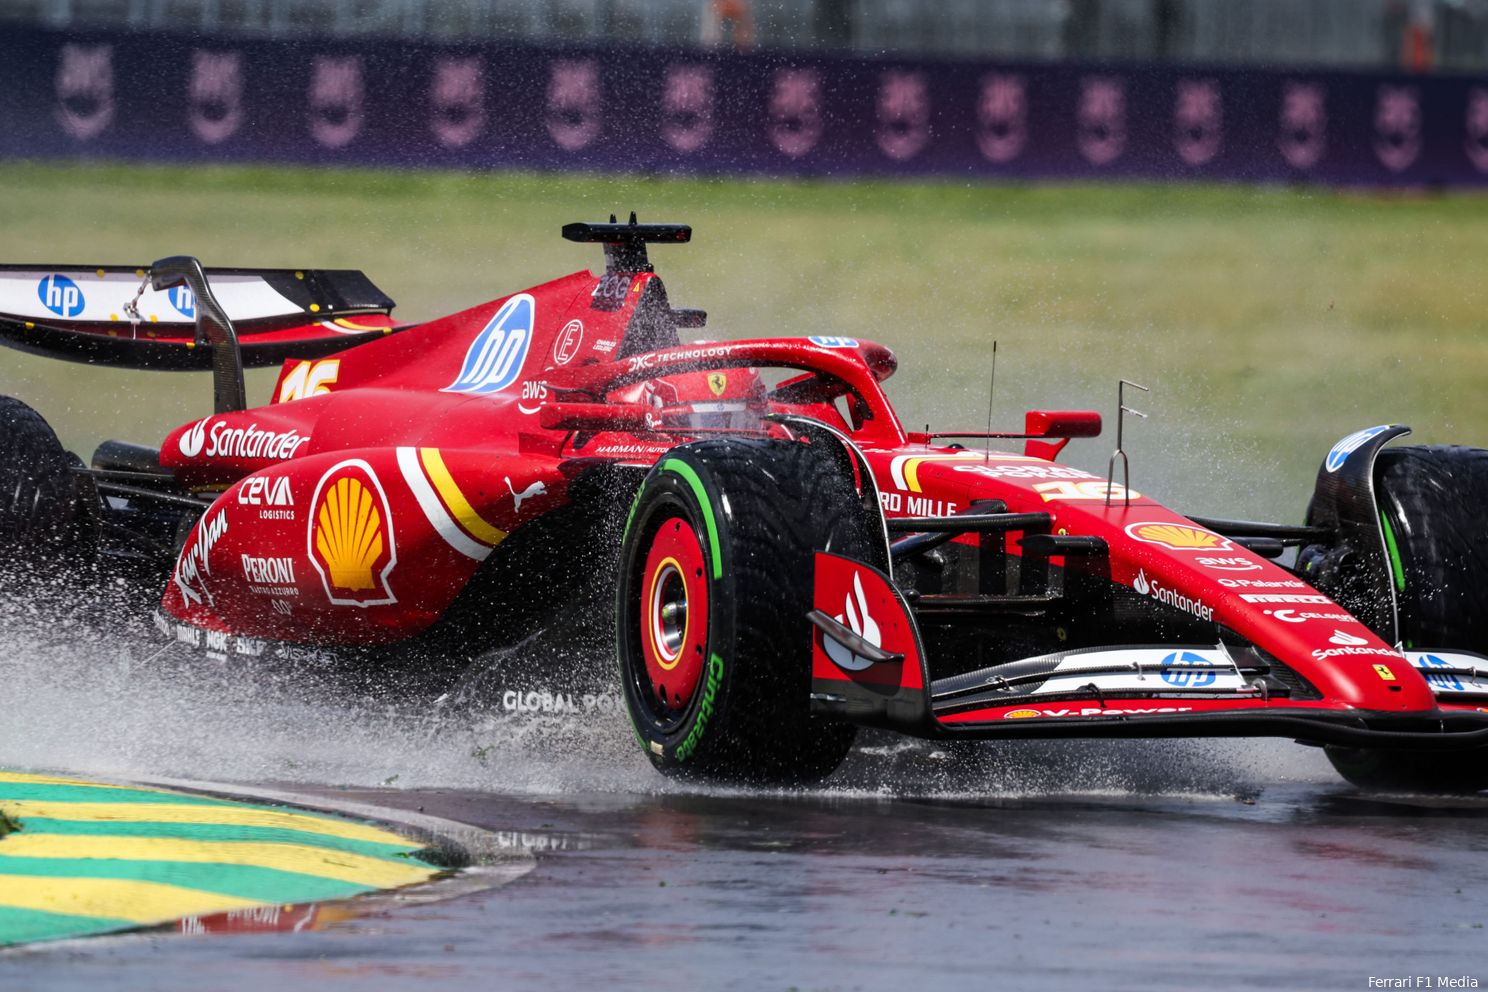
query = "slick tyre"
xmin=1324 ymin=445 xmax=1488 ymax=793
xmin=0 ymin=396 xmax=96 ymax=586
xmin=617 ymin=437 xmax=873 ymax=783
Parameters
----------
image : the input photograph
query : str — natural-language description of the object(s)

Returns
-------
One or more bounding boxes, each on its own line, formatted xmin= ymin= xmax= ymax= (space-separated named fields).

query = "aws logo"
xmin=444 ymin=294 xmax=535 ymax=395
xmin=1125 ymin=521 xmax=1231 ymax=552
xmin=307 ymin=459 xmax=397 ymax=607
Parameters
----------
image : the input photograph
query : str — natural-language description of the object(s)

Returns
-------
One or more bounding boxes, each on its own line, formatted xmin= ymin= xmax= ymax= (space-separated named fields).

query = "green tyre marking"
xmin=659 ymin=458 xmax=722 ymax=580
xmin=621 ymin=484 xmax=644 ymax=543
xmin=674 ymin=653 xmax=726 ymax=762
xmin=1380 ymin=509 xmax=1407 ymax=593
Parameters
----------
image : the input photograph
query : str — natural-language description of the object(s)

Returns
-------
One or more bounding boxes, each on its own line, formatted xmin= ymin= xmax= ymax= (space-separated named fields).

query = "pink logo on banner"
xmin=430 ymin=56 xmax=485 ymax=149
xmin=1466 ymin=88 xmax=1488 ymax=173
xmin=188 ymin=50 xmax=243 ymax=145
xmin=1278 ymin=81 xmax=1326 ymax=169
xmin=1077 ymin=77 xmax=1125 ymax=166
xmin=546 ymin=59 xmax=601 ymax=152
xmin=54 ymin=43 xmax=114 ymax=141
xmin=976 ymin=74 xmax=1027 ymax=164
xmin=876 ymin=70 xmax=930 ymax=161
xmin=769 ymin=68 xmax=822 ymax=158
xmin=661 ymin=65 xmax=714 ymax=154
xmin=308 ymin=55 xmax=364 ymax=149
xmin=1174 ymin=79 xmax=1222 ymax=165
xmin=1374 ymin=85 xmax=1421 ymax=172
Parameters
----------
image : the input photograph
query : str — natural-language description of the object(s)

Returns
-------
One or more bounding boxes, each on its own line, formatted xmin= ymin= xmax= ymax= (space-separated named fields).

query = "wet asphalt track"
xmin=3 ymin=619 xmax=1488 ymax=991
xmin=4 ymin=750 xmax=1488 ymax=991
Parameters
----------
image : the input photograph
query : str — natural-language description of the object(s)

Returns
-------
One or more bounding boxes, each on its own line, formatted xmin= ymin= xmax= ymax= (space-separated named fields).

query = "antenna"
xmin=1105 ymin=379 xmax=1148 ymax=507
xmin=984 ymin=340 xmax=997 ymax=461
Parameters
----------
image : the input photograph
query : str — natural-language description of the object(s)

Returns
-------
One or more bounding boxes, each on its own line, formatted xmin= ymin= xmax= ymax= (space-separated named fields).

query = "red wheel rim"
xmin=639 ymin=515 xmax=709 ymax=711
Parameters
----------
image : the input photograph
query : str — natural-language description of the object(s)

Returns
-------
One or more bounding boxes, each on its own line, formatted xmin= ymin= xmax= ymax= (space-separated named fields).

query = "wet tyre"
xmin=1323 ymin=444 xmax=1488 ymax=793
xmin=0 ymin=395 xmax=96 ymax=585
xmin=617 ymin=437 xmax=875 ymax=783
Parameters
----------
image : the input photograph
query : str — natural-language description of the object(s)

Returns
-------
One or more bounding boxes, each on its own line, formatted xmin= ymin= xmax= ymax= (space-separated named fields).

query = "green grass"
xmin=2 ymin=160 xmax=1487 ymax=521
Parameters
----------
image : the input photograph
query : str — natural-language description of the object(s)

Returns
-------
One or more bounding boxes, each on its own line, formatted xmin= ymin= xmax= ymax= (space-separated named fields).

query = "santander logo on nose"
xmin=1329 ymin=629 xmax=1369 ymax=646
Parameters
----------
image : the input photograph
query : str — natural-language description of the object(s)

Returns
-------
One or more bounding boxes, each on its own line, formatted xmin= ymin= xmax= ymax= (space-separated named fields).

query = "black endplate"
xmin=1306 ymin=424 xmax=1411 ymax=643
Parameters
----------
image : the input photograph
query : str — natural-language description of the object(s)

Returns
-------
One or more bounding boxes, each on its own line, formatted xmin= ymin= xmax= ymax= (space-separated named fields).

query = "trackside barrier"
xmin=2 ymin=26 xmax=1487 ymax=186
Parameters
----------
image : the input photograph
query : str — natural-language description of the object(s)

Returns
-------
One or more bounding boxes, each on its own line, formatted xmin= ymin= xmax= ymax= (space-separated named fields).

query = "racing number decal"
xmin=278 ymin=359 xmax=341 ymax=403
xmin=1033 ymin=480 xmax=1141 ymax=502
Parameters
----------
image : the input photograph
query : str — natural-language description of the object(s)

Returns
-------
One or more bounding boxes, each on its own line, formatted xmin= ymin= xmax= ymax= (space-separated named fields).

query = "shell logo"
xmin=1003 ymin=708 xmax=1042 ymax=719
xmin=307 ymin=459 xmax=397 ymax=607
xmin=1125 ymin=521 xmax=1232 ymax=552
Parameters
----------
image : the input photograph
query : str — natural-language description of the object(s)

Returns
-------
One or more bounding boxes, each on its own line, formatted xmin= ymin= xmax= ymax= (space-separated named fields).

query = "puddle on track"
xmin=5 ymin=605 xmax=1488 ymax=991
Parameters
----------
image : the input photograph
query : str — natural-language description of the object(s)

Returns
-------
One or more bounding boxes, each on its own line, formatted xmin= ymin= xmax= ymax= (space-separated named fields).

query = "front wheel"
xmin=1325 ymin=745 xmax=1488 ymax=794
xmin=1303 ymin=443 xmax=1488 ymax=794
xmin=617 ymin=437 xmax=873 ymax=783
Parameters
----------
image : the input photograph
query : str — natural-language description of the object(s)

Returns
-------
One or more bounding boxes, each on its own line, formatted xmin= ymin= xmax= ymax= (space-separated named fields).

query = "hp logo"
xmin=1160 ymin=650 xmax=1217 ymax=688
xmin=168 ymin=285 xmax=196 ymax=318
xmin=444 ymin=294 xmax=535 ymax=396
xmin=37 ymin=274 xmax=85 ymax=318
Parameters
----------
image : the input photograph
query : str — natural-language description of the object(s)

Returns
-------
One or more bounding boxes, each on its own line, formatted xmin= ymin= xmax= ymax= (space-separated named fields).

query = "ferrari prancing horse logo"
xmin=707 ymin=373 xmax=727 ymax=396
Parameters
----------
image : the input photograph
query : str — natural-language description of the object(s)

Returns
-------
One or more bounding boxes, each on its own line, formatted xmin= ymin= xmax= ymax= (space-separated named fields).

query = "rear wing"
xmin=0 ymin=263 xmax=400 ymax=373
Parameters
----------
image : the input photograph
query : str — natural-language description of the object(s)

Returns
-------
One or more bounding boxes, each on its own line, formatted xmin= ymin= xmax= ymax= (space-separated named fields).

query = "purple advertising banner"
xmin=3 ymin=26 xmax=1488 ymax=186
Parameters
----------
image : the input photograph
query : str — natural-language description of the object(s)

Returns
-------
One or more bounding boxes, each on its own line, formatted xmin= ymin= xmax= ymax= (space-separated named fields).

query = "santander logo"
xmin=1329 ymin=629 xmax=1370 ymax=646
xmin=1133 ymin=569 xmax=1151 ymax=595
xmin=824 ymin=572 xmax=881 ymax=672
xmin=179 ymin=419 xmax=207 ymax=458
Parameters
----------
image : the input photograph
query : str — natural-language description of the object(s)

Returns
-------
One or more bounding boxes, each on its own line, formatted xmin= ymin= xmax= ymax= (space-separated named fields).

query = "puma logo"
xmin=506 ymin=476 xmax=546 ymax=513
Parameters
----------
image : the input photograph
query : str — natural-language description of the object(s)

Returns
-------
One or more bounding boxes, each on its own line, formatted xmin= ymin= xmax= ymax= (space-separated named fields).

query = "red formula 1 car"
xmin=4 ymin=219 xmax=1488 ymax=790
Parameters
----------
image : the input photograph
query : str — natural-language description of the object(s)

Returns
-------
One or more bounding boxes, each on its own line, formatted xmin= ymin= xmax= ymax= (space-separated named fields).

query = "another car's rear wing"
xmin=0 ymin=261 xmax=401 ymax=377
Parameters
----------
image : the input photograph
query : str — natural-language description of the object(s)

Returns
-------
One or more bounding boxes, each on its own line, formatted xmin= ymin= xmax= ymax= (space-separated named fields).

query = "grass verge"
xmin=1 ymin=159 xmax=1486 ymax=520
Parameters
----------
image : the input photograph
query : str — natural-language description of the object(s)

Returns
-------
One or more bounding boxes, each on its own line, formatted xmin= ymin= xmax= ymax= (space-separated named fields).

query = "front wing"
xmin=808 ymin=552 xmax=1488 ymax=750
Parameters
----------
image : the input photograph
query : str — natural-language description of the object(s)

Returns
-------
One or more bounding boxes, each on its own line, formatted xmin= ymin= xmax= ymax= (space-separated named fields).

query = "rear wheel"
xmin=0 ymin=396 xmax=96 ymax=586
xmin=1319 ymin=445 xmax=1488 ymax=793
xmin=617 ymin=437 xmax=876 ymax=782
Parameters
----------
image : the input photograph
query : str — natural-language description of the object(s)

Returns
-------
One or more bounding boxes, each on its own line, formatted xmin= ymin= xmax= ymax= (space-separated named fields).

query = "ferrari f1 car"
xmin=4 ymin=218 xmax=1488 ymax=791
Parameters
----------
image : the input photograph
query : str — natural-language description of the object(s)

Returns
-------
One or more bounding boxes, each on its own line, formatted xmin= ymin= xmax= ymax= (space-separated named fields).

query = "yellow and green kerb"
xmin=0 ymin=771 xmax=443 ymax=947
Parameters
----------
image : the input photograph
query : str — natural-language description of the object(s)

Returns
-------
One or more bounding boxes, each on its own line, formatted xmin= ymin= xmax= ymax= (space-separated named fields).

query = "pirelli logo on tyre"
xmin=674 ymin=653 xmax=725 ymax=761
